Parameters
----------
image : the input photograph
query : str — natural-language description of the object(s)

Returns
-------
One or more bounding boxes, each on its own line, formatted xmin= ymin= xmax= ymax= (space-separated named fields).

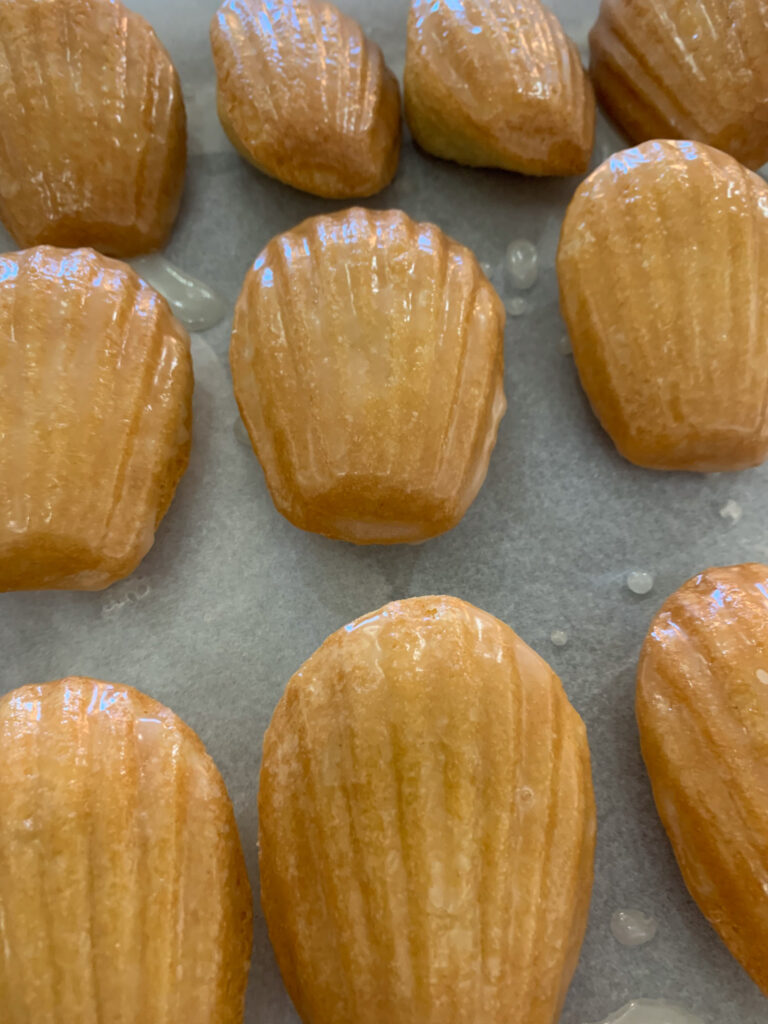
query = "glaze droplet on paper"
xmin=627 ymin=571 xmax=655 ymax=596
xmin=610 ymin=909 xmax=657 ymax=947
xmin=102 ymin=579 xmax=152 ymax=618
xmin=505 ymin=239 xmax=539 ymax=290
xmin=129 ymin=255 xmax=227 ymax=332
xmin=587 ymin=1000 xmax=703 ymax=1024
xmin=551 ymin=629 xmax=569 ymax=648
xmin=719 ymin=499 xmax=743 ymax=524
xmin=506 ymin=296 xmax=530 ymax=317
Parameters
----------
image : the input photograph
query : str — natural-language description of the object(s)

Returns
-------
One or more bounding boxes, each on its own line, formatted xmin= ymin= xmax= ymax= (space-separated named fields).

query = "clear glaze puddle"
xmin=130 ymin=255 xmax=227 ymax=332
xmin=719 ymin=499 xmax=743 ymax=525
xmin=588 ymin=1000 xmax=703 ymax=1024
xmin=505 ymin=238 xmax=539 ymax=290
xmin=627 ymin=570 xmax=655 ymax=596
xmin=611 ymin=909 xmax=658 ymax=947
xmin=505 ymin=295 xmax=530 ymax=317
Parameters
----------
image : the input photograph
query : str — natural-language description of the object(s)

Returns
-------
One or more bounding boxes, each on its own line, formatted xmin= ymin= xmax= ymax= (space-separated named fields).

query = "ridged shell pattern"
xmin=0 ymin=0 xmax=187 ymax=257
xmin=590 ymin=0 xmax=768 ymax=170
xmin=259 ymin=596 xmax=596 ymax=1024
xmin=0 ymin=247 xmax=194 ymax=591
xmin=0 ymin=677 xmax=253 ymax=1024
xmin=231 ymin=208 xmax=506 ymax=544
xmin=557 ymin=140 xmax=768 ymax=472
xmin=210 ymin=0 xmax=401 ymax=198
xmin=637 ymin=564 xmax=768 ymax=995
xmin=404 ymin=0 xmax=595 ymax=175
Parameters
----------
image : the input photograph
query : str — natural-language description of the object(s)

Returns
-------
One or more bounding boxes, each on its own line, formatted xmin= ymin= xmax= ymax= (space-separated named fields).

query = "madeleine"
xmin=405 ymin=0 xmax=594 ymax=176
xmin=260 ymin=596 xmax=596 ymax=1024
xmin=211 ymin=0 xmax=401 ymax=198
xmin=0 ymin=247 xmax=193 ymax=591
xmin=558 ymin=140 xmax=768 ymax=472
xmin=590 ymin=0 xmax=768 ymax=170
xmin=0 ymin=676 xmax=252 ymax=1022
xmin=638 ymin=564 xmax=768 ymax=994
xmin=0 ymin=0 xmax=186 ymax=257
xmin=231 ymin=207 xmax=506 ymax=544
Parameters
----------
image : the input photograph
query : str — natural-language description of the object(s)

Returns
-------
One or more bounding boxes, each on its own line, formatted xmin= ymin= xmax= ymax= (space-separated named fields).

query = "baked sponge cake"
xmin=0 ymin=676 xmax=253 ymax=1023
xmin=230 ymin=207 xmax=506 ymax=544
xmin=557 ymin=140 xmax=768 ymax=472
xmin=0 ymin=246 xmax=194 ymax=590
xmin=404 ymin=0 xmax=594 ymax=176
xmin=259 ymin=596 xmax=596 ymax=1024
xmin=211 ymin=0 xmax=401 ymax=198
xmin=590 ymin=0 xmax=768 ymax=171
xmin=0 ymin=0 xmax=187 ymax=257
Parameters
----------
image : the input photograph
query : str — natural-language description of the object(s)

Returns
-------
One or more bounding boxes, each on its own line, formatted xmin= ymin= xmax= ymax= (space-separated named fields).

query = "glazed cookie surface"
xmin=231 ymin=207 xmax=506 ymax=544
xmin=0 ymin=247 xmax=193 ymax=591
xmin=557 ymin=140 xmax=768 ymax=472
xmin=260 ymin=596 xmax=596 ymax=1024
xmin=590 ymin=0 xmax=768 ymax=170
xmin=0 ymin=676 xmax=253 ymax=1024
xmin=404 ymin=0 xmax=595 ymax=175
xmin=0 ymin=0 xmax=187 ymax=256
xmin=211 ymin=0 xmax=401 ymax=198
xmin=637 ymin=564 xmax=768 ymax=994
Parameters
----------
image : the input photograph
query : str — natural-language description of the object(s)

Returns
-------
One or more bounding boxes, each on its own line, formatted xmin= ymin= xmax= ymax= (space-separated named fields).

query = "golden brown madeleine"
xmin=231 ymin=208 xmax=506 ymax=545
xmin=0 ymin=247 xmax=193 ymax=591
xmin=637 ymin=564 xmax=768 ymax=995
xmin=259 ymin=595 xmax=596 ymax=1024
xmin=557 ymin=140 xmax=768 ymax=473
xmin=404 ymin=0 xmax=595 ymax=176
xmin=590 ymin=0 xmax=768 ymax=171
xmin=210 ymin=0 xmax=401 ymax=199
xmin=0 ymin=0 xmax=186 ymax=257
xmin=0 ymin=676 xmax=253 ymax=1024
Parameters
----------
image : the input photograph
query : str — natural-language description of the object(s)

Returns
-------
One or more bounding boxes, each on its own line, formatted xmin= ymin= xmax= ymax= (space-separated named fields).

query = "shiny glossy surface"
xmin=3 ymin=1 xmax=768 ymax=1019
xmin=505 ymin=238 xmax=540 ymax=290
xmin=210 ymin=0 xmax=401 ymax=198
xmin=588 ymin=1002 xmax=703 ymax=1024
xmin=610 ymin=909 xmax=658 ymax=948
xmin=0 ymin=676 xmax=253 ymax=1024
xmin=231 ymin=207 xmax=506 ymax=544
xmin=404 ymin=0 xmax=595 ymax=176
xmin=557 ymin=140 xmax=768 ymax=473
xmin=589 ymin=0 xmax=768 ymax=171
xmin=0 ymin=0 xmax=187 ymax=257
xmin=129 ymin=255 xmax=228 ymax=332
xmin=637 ymin=564 xmax=768 ymax=995
xmin=259 ymin=595 xmax=596 ymax=1024
xmin=0 ymin=247 xmax=193 ymax=591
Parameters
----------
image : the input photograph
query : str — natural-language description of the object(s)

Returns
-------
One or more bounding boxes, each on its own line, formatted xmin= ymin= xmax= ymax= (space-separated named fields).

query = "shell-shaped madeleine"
xmin=590 ymin=0 xmax=768 ymax=171
xmin=0 ymin=676 xmax=253 ymax=1024
xmin=557 ymin=140 xmax=768 ymax=472
xmin=210 ymin=0 xmax=401 ymax=199
xmin=0 ymin=0 xmax=186 ymax=257
xmin=231 ymin=208 xmax=506 ymax=545
xmin=404 ymin=0 xmax=595 ymax=176
xmin=637 ymin=564 xmax=768 ymax=994
xmin=259 ymin=596 xmax=596 ymax=1024
xmin=0 ymin=247 xmax=193 ymax=591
